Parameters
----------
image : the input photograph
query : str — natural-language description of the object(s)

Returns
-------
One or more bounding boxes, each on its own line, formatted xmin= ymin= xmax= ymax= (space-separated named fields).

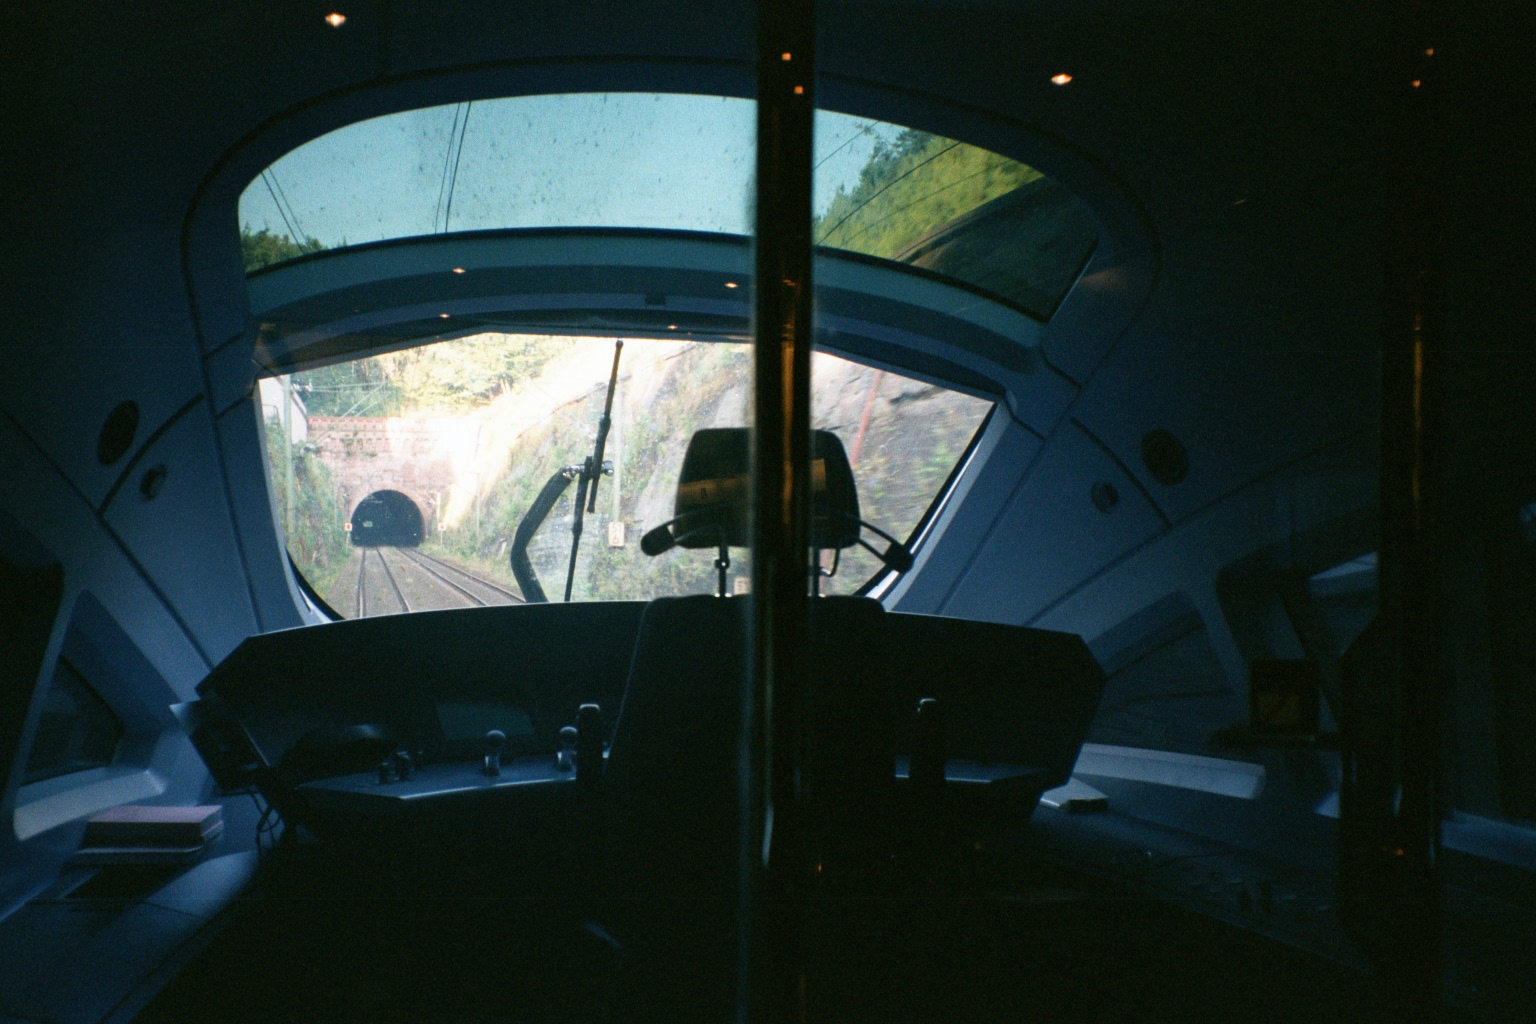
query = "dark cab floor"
xmin=134 ymin=831 xmax=1403 ymax=1024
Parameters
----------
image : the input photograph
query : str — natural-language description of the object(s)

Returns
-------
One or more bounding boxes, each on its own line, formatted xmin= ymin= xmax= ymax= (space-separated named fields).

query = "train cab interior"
xmin=2 ymin=1 xmax=1534 ymax=1021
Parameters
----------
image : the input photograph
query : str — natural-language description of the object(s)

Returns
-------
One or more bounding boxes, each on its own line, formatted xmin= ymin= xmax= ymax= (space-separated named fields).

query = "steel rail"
xmin=355 ymin=547 xmax=368 ymax=618
xmin=407 ymin=549 xmax=523 ymax=603
xmin=372 ymin=547 xmax=412 ymax=614
xmin=396 ymin=548 xmax=488 ymax=607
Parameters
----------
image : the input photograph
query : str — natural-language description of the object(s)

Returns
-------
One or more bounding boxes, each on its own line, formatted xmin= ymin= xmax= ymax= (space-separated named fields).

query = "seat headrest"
xmin=670 ymin=427 xmax=861 ymax=549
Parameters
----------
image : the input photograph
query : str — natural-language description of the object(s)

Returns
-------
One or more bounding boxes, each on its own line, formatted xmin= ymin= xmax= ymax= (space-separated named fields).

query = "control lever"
xmin=483 ymin=729 xmax=506 ymax=777
xmin=576 ymin=704 xmax=603 ymax=790
xmin=911 ymin=697 xmax=946 ymax=801
xmin=557 ymin=726 xmax=578 ymax=772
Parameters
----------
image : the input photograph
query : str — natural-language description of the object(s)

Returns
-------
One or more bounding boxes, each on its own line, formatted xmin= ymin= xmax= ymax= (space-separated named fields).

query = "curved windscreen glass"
xmin=260 ymin=333 xmax=991 ymax=614
xmin=240 ymin=94 xmax=1097 ymax=320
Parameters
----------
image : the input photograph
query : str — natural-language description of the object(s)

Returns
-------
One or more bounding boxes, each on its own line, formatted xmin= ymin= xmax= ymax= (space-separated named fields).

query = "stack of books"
xmin=74 ymin=805 xmax=224 ymax=864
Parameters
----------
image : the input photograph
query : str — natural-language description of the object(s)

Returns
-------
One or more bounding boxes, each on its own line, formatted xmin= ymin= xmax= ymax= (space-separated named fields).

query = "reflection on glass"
xmin=813 ymin=116 xmax=1097 ymax=317
xmin=239 ymin=96 xmax=1096 ymax=319
xmin=260 ymin=334 xmax=991 ymax=615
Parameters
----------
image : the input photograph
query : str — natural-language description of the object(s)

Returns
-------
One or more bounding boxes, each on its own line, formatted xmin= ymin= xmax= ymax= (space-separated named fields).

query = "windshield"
xmin=240 ymin=93 xmax=1096 ymax=320
xmin=261 ymin=334 xmax=992 ymax=615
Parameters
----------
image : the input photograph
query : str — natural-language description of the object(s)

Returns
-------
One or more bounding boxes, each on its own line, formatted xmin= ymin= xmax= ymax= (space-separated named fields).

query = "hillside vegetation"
xmin=814 ymin=129 xmax=1038 ymax=259
xmin=263 ymin=418 xmax=351 ymax=599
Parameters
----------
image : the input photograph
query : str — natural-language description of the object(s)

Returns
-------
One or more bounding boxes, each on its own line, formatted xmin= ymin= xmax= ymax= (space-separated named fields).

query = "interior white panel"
xmin=101 ymin=407 xmax=258 ymax=665
xmin=942 ymin=422 xmax=1166 ymax=624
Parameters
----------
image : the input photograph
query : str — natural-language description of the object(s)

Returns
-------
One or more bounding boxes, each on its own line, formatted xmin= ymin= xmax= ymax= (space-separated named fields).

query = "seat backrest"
xmin=883 ymin=612 xmax=1106 ymax=791
xmin=604 ymin=593 xmax=891 ymax=906
xmin=605 ymin=595 xmax=750 ymax=907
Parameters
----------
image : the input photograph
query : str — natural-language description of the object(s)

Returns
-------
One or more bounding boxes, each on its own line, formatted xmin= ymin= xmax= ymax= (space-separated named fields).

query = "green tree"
xmin=241 ymin=225 xmax=325 ymax=273
xmin=813 ymin=129 xmax=1038 ymax=259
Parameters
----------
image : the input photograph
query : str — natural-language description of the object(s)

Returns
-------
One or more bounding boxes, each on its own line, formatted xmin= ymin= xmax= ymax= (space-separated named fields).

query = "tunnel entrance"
xmin=350 ymin=490 xmax=425 ymax=547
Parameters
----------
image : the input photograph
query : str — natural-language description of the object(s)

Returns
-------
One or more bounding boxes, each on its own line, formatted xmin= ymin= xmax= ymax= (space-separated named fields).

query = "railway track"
xmin=356 ymin=547 xmax=367 ymax=618
xmin=398 ymin=548 xmax=524 ymax=605
xmin=374 ymin=547 xmax=411 ymax=613
xmin=353 ymin=546 xmax=522 ymax=618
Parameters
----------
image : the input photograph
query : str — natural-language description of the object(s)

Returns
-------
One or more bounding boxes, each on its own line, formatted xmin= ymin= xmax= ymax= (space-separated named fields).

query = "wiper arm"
xmin=509 ymin=463 xmax=581 ymax=603
xmin=562 ymin=340 xmax=623 ymax=602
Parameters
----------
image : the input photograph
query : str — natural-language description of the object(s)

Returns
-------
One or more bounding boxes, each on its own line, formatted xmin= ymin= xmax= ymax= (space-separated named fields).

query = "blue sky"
xmin=240 ymin=93 xmax=906 ymax=248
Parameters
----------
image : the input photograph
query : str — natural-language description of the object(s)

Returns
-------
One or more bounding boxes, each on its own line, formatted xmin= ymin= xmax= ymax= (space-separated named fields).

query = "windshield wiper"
xmin=507 ymin=341 xmax=623 ymax=603
xmin=562 ymin=341 xmax=624 ymax=601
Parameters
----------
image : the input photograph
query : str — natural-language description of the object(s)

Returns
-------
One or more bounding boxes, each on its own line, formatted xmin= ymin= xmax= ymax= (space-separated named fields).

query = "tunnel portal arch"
xmin=350 ymin=489 xmax=425 ymax=547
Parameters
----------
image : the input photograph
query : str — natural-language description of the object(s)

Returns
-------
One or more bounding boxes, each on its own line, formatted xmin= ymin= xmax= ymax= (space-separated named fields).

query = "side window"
xmin=1085 ymin=596 xmax=1240 ymax=756
xmin=23 ymin=658 xmax=123 ymax=786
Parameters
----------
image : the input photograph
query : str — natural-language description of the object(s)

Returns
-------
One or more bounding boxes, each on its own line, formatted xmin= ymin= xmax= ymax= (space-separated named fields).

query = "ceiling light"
xmin=724 ymin=281 xmax=738 ymax=289
xmin=781 ymin=52 xmax=792 ymax=61
xmin=451 ymin=267 xmax=466 ymax=274
xmin=1051 ymin=73 xmax=1073 ymax=86
xmin=324 ymin=12 xmax=346 ymax=27
xmin=793 ymin=85 xmax=804 ymax=95
xmin=1425 ymin=47 xmax=1434 ymax=56
xmin=439 ymin=313 xmax=450 ymax=319
xmin=668 ymin=324 xmax=677 ymax=330
xmin=1411 ymin=79 xmax=1422 ymax=88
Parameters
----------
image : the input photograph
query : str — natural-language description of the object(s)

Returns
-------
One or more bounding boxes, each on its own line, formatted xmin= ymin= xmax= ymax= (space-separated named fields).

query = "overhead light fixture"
xmin=1051 ymin=73 xmax=1073 ymax=86
xmin=781 ymin=52 xmax=792 ymax=61
xmin=794 ymin=85 xmax=804 ymax=95
xmin=724 ymin=281 xmax=738 ymax=289
xmin=324 ymin=12 xmax=346 ymax=27
xmin=1411 ymin=79 xmax=1422 ymax=88
xmin=668 ymin=324 xmax=677 ymax=330
xmin=451 ymin=267 xmax=466 ymax=274
xmin=439 ymin=313 xmax=450 ymax=319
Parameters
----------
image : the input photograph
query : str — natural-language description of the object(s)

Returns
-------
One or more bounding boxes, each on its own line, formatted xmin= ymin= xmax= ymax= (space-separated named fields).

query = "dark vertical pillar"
xmin=747 ymin=0 xmax=816 ymax=1020
xmin=1371 ymin=1 xmax=1444 ymax=1012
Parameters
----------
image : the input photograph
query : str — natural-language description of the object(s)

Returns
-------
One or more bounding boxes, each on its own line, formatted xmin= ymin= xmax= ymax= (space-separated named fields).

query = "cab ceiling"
xmin=2 ymin=0 xmax=1385 ymax=521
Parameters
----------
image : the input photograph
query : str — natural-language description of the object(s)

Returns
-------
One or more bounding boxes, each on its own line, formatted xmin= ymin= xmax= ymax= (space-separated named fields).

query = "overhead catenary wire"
xmin=261 ymin=171 xmax=302 ymax=243
xmin=815 ymin=140 xmax=961 ymax=246
xmin=434 ymin=103 xmax=466 ymax=233
xmin=266 ymin=170 xmax=308 ymax=242
xmin=442 ymin=100 xmax=474 ymax=233
xmin=812 ymin=120 xmax=880 ymax=172
xmin=823 ymin=162 xmax=1000 ymax=252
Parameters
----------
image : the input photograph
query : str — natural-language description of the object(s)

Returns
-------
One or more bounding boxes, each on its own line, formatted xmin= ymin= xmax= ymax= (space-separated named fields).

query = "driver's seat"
xmin=598 ymin=591 xmax=889 ymax=1021
xmin=592 ymin=426 xmax=896 ymax=1021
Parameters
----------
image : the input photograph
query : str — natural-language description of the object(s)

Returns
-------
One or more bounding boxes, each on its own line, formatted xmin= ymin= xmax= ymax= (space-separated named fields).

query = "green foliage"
xmin=292 ymin=335 xmax=566 ymax=417
xmin=375 ymin=335 xmax=565 ymax=413
xmin=265 ymin=417 xmax=351 ymax=598
xmin=240 ymin=225 xmax=325 ymax=273
xmin=813 ymin=129 xmax=1039 ymax=259
xmin=290 ymin=359 xmax=403 ymax=418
